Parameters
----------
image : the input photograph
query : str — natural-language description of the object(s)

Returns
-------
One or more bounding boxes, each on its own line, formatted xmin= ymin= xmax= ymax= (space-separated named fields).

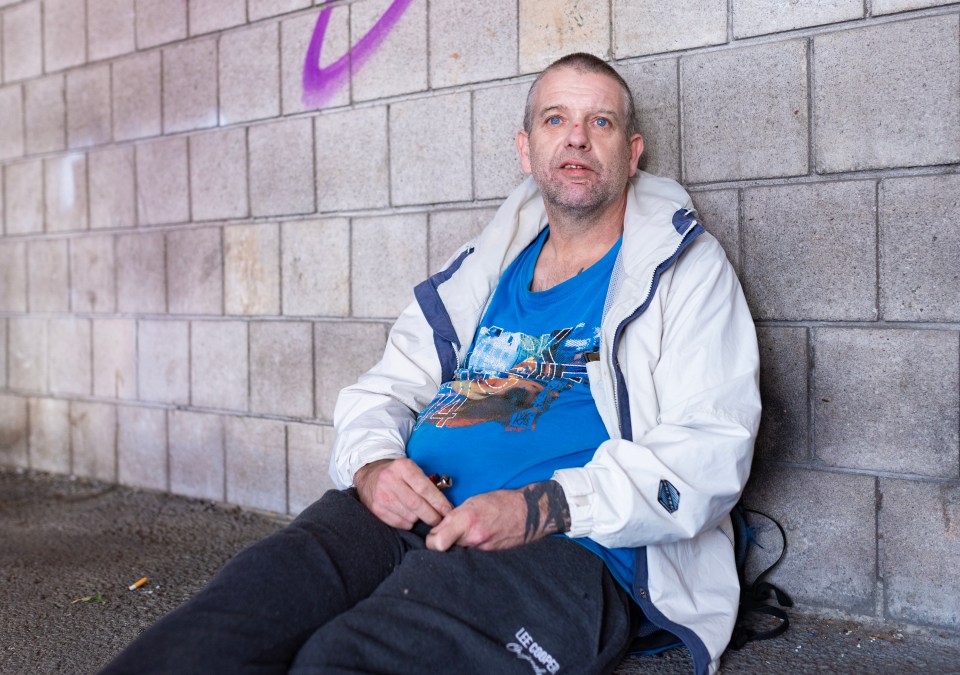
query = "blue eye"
xmin=547 ymin=116 xmax=561 ymax=125
xmin=596 ymin=118 xmax=609 ymax=127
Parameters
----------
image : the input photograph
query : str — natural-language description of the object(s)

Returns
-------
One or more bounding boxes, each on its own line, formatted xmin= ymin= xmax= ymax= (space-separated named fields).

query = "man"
xmin=103 ymin=53 xmax=759 ymax=675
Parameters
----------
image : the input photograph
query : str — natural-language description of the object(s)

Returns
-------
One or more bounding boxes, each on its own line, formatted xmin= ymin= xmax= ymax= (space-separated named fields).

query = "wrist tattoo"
xmin=522 ymin=480 xmax=571 ymax=542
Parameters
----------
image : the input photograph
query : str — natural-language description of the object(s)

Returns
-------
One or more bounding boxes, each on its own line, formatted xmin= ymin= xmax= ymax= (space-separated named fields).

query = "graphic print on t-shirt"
xmin=414 ymin=321 xmax=599 ymax=432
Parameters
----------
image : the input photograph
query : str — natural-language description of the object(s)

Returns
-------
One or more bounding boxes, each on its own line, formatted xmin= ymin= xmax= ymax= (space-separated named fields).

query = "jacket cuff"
xmin=552 ymin=467 xmax=595 ymax=538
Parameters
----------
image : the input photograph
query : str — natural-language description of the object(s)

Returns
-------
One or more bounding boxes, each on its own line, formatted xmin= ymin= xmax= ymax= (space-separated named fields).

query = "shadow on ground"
xmin=2 ymin=468 xmax=958 ymax=674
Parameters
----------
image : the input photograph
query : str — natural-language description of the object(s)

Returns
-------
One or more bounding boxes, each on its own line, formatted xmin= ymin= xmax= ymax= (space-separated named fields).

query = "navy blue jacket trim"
xmin=413 ymin=247 xmax=474 ymax=383
xmin=613 ymin=221 xmax=704 ymax=442
xmin=633 ymin=548 xmax=713 ymax=675
xmin=609 ymin=215 xmax=709 ymax=673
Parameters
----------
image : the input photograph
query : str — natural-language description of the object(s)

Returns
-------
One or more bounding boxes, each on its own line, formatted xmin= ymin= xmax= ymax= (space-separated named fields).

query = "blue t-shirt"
xmin=407 ymin=227 xmax=637 ymax=596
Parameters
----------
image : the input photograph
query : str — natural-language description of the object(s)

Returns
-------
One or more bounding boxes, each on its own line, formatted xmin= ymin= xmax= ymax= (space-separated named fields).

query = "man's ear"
xmin=516 ymin=130 xmax=532 ymax=175
xmin=628 ymin=134 xmax=644 ymax=177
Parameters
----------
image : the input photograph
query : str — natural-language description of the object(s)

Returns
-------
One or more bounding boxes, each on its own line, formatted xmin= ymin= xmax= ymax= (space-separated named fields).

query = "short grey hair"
xmin=522 ymin=53 xmax=639 ymax=139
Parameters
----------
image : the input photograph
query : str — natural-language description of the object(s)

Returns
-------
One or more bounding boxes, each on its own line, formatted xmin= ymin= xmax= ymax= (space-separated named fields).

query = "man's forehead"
xmin=531 ymin=67 xmax=627 ymax=116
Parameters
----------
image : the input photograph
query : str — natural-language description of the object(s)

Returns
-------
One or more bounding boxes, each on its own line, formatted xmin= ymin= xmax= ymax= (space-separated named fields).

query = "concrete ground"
xmin=2 ymin=468 xmax=959 ymax=675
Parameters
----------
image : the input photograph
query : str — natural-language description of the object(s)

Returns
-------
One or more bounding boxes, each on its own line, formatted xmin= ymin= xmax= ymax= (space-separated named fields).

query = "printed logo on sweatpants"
xmin=506 ymin=627 xmax=560 ymax=674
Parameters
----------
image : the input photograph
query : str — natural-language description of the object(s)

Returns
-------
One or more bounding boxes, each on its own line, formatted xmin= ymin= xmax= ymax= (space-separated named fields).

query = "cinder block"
xmin=169 ymin=410 xmax=225 ymax=501
xmin=874 ymin=0 xmax=956 ymax=12
xmin=814 ymin=17 xmax=960 ymax=173
xmin=8 ymin=318 xmax=46 ymax=393
xmin=755 ymin=327 xmax=809 ymax=463
xmin=249 ymin=321 xmax=313 ymax=418
xmin=135 ymin=0 xmax=187 ymax=49
xmin=27 ymin=239 xmax=69 ymax=313
xmin=117 ymin=405 xmax=167 ymax=491
xmin=0 ymin=394 xmax=28 ymax=467
xmin=66 ymin=64 xmax=112 ymax=149
xmin=519 ymin=0 xmax=609 ymax=73
xmin=89 ymin=145 xmax=136 ymax=229
xmin=43 ymin=0 xmax=87 ymax=72
xmin=24 ymin=75 xmax=65 ymax=155
xmin=618 ymin=58 xmax=681 ymax=181
xmin=189 ymin=127 xmax=249 ymax=221
xmin=351 ymin=0 xmax=428 ymax=101
xmin=70 ymin=235 xmax=116 ymax=314
xmin=248 ymin=0 xmax=310 ymax=21
xmin=5 ymin=159 xmax=44 ymax=235
xmin=116 ymin=232 xmax=166 ymax=313
xmin=224 ymin=223 xmax=280 ymax=315
xmin=689 ymin=190 xmax=739 ymax=271
xmin=880 ymin=175 xmax=960 ymax=322
xmin=249 ymin=118 xmax=315 ymax=217
xmin=473 ymin=82 xmax=527 ymax=201
xmin=93 ymin=318 xmax=137 ymax=399
xmin=44 ymin=154 xmax=88 ymax=232
xmin=733 ymin=0 xmax=861 ymax=38
xmin=28 ymin=398 xmax=71 ymax=474
xmin=0 ymin=84 xmax=24 ymax=160
xmin=189 ymin=0 xmax=246 ymax=36
xmin=87 ymin=0 xmax=136 ymax=61
xmin=880 ymin=478 xmax=960 ymax=629
xmin=136 ymin=136 xmax=189 ymax=225
xmin=191 ymin=320 xmax=248 ymax=411
xmin=814 ymin=328 xmax=959 ymax=477
xmin=162 ymin=37 xmax=218 ymax=133
xmin=282 ymin=9 xmax=350 ymax=114
xmin=0 ymin=241 xmax=27 ymax=312
xmin=138 ymin=320 xmax=189 ymax=405
xmin=224 ymin=415 xmax=286 ymax=512
xmin=315 ymin=106 xmax=389 ymax=211
xmin=2 ymin=2 xmax=41 ymax=82
xmin=744 ymin=465 xmax=877 ymax=614
xmin=429 ymin=0 xmax=517 ymax=87
xmin=314 ymin=320 xmax=388 ymax=421
xmin=352 ymin=214 xmax=427 ymax=318
xmin=167 ymin=227 xmax=223 ymax=315
xmin=48 ymin=318 xmax=92 ymax=396
xmin=682 ymin=41 xmax=808 ymax=183
xmin=741 ymin=181 xmax=876 ymax=321
xmin=390 ymin=92 xmax=472 ymax=205
xmin=112 ymin=51 xmax=162 ymax=141
xmin=428 ymin=208 xmax=495 ymax=273
xmin=613 ymin=0 xmax=725 ymax=58
xmin=281 ymin=219 xmax=350 ymax=317
xmin=70 ymin=401 xmax=116 ymax=482
xmin=287 ymin=422 xmax=336 ymax=514
xmin=219 ymin=23 xmax=280 ymax=124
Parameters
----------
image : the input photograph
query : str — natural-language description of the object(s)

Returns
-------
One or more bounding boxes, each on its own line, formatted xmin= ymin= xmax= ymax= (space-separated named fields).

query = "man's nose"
xmin=566 ymin=123 xmax=589 ymax=149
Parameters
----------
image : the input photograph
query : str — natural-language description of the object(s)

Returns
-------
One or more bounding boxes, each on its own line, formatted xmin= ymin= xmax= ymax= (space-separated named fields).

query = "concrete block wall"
xmin=0 ymin=0 xmax=958 ymax=632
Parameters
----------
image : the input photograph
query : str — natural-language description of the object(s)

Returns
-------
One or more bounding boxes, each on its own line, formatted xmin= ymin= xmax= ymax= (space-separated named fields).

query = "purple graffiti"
xmin=302 ymin=0 xmax=415 ymax=108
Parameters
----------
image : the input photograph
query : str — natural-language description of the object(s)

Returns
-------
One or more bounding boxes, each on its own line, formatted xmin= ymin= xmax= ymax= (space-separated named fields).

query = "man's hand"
xmin=354 ymin=458 xmax=453 ymax=530
xmin=426 ymin=480 xmax=571 ymax=552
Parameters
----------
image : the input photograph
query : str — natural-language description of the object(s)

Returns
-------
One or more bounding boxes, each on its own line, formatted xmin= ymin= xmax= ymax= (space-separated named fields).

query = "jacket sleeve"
xmin=329 ymin=299 xmax=446 ymax=488
xmin=551 ymin=236 xmax=760 ymax=549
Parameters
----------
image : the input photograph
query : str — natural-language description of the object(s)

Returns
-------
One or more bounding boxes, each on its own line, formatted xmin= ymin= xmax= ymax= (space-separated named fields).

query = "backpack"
xmin=728 ymin=501 xmax=793 ymax=649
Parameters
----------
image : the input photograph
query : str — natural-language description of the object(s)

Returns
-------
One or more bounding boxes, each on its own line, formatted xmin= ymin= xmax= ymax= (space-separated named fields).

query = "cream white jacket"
xmin=331 ymin=172 xmax=761 ymax=675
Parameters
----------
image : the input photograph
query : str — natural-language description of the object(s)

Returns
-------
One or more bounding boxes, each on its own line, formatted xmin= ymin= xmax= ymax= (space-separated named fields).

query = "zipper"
xmin=609 ymin=218 xmax=704 ymax=440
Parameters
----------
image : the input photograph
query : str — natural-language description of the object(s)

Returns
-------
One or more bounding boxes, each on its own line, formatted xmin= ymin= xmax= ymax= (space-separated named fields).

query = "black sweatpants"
xmin=101 ymin=489 xmax=635 ymax=674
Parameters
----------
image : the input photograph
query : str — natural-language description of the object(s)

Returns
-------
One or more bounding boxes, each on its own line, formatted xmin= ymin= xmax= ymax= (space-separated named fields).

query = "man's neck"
xmin=530 ymin=191 xmax=627 ymax=292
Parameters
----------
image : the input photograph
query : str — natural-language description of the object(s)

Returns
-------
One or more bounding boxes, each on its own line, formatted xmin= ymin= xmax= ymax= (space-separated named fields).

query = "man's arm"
xmin=424 ymin=480 xmax=570 ymax=551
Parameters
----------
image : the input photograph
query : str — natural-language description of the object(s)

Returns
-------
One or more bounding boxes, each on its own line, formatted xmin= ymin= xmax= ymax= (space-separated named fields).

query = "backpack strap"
xmin=729 ymin=503 xmax=794 ymax=650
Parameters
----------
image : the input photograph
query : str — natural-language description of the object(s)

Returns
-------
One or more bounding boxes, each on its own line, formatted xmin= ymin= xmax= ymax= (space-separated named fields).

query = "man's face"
xmin=517 ymin=67 xmax=644 ymax=219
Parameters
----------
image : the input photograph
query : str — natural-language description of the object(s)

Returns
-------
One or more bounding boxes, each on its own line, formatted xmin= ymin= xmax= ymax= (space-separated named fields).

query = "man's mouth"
xmin=560 ymin=162 xmax=592 ymax=171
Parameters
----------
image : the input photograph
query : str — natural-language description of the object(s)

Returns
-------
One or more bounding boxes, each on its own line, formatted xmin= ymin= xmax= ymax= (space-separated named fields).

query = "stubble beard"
xmin=531 ymin=153 xmax=631 ymax=225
